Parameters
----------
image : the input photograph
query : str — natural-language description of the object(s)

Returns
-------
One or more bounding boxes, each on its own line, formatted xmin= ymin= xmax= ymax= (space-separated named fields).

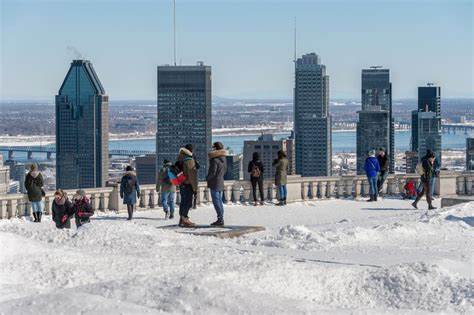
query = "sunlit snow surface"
xmin=1 ymin=198 xmax=473 ymax=314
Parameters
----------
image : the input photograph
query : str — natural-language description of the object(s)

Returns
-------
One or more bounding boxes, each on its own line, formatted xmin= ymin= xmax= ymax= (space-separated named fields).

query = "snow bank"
xmin=0 ymin=200 xmax=473 ymax=313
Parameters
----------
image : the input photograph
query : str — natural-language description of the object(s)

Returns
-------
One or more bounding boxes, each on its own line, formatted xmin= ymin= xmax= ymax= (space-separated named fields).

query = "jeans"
xmin=161 ymin=191 xmax=175 ymax=214
xmin=251 ymin=177 xmax=264 ymax=202
xmin=278 ymin=185 xmax=287 ymax=200
xmin=31 ymin=201 xmax=43 ymax=214
xmin=210 ymin=189 xmax=224 ymax=220
xmin=368 ymin=177 xmax=378 ymax=196
xmin=179 ymin=184 xmax=193 ymax=218
xmin=377 ymin=170 xmax=388 ymax=192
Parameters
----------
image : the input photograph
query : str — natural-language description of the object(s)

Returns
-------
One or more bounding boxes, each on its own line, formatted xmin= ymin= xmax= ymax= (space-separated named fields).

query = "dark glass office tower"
xmin=411 ymin=85 xmax=441 ymax=162
xmin=356 ymin=68 xmax=393 ymax=174
xmin=294 ymin=53 xmax=332 ymax=176
xmin=156 ymin=63 xmax=212 ymax=180
xmin=56 ymin=60 xmax=109 ymax=189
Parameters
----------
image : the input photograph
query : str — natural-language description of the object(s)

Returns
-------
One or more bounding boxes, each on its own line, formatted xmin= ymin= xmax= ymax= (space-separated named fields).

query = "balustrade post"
xmin=241 ymin=183 xmax=251 ymax=204
xmin=362 ymin=179 xmax=369 ymax=197
xmin=266 ymin=182 xmax=274 ymax=203
xmin=319 ymin=181 xmax=327 ymax=199
xmin=354 ymin=180 xmax=361 ymax=198
xmin=231 ymin=184 xmax=238 ymax=203
xmin=223 ymin=185 xmax=232 ymax=204
xmin=175 ymin=189 xmax=181 ymax=205
xmin=398 ymin=179 xmax=406 ymax=196
xmin=7 ymin=199 xmax=18 ymax=218
xmin=0 ymin=200 xmax=6 ymax=219
xmin=308 ymin=182 xmax=315 ymax=199
xmin=336 ymin=180 xmax=344 ymax=198
xmin=203 ymin=188 xmax=210 ymax=204
xmin=387 ymin=178 xmax=397 ymax=195
xmin=456 ymin=176 xmax=466 ymax=195
xmin=90 ymin=193 xmax=99 ymax=211
xmin=344 ymin=179 xmax=353 ymax=198
xmin=301 ymin=182 xmax=308 ymax=200
xmin=44 ymin=195 xmax=51 ymax=215
xmin=466 ymin=175 xmax=473 ymax=195
xmin=327 ymin=180 xmax=335 ymax=198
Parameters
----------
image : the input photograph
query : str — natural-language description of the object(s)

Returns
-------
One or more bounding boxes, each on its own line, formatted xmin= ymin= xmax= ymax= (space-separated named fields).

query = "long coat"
xmin=206 ymin=149 xmax=227 ymax=192
xmin=120 ymin=171 xmax=141 ymax=205
xmin=273 ymin=158 xmax=289 ymax=186
xmin=24 ymin=172 xmax=43 ymax=202
xmin=52 ymin=198 xmax=74 ymax=229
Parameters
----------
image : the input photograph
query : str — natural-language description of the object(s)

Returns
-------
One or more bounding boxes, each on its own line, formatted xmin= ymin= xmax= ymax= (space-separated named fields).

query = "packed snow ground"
xmin=0 ymin=198 xmax=473 ymax=314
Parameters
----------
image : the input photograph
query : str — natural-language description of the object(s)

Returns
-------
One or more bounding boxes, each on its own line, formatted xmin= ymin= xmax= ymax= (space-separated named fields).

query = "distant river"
xmin=1 ymin=131 xmax=471 ymax=162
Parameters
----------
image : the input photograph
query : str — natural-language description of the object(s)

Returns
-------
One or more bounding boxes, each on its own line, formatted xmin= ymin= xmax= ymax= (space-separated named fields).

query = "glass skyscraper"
xmin=412 ymin=85 xmax=442 ymax=163
xmin=156 ymin=63 xmax=212 ymax=180
xmin=55 ymin=60 xmax=109 ymax=189
xmin=356 ymin=68 xmax=394 ymax=175
xmin=294 ymin=53 xmax=332 ymax=176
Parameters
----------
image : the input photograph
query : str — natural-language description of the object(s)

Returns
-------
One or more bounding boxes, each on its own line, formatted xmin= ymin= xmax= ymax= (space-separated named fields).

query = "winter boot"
xmin=367 ymin=195 xmax=374 ymax=202
xmin=210 ymin=219 xmax=224 ymax=226
xmin=178 ymin=216 xmax=184 ymax=227
xmin=164 ymin=211 xmax=169 ymax=220
xmin=181 ymin=217 xmax=195 ymax=227
xmin=276 ymin=200 xmax=284 ymax=206
xmin=411 ymin=201 xmax=418 ymax=209
xmin=428 ymin=204 xmax=437 ymax=210
xmin=32 ymin=212 xmax=38 ymax=222
xmin=169 ymin=213 xmax=174 ymax=220
xmin=260 ymin=200 xmax=265 ymax=206
xmin=127 ymin=208 xmax=133 ymax=221
xmin=374 ymin=195 xmax=377 ymax=202
xmin=254 ymin=201 xmax=258 ymax=206
xmin=37 ymin=212 xmax=42 ymax=222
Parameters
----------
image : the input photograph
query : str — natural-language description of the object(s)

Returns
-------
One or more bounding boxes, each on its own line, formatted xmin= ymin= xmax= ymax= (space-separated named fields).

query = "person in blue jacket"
xmin=364 ymin=149 xmax=381 ymax=202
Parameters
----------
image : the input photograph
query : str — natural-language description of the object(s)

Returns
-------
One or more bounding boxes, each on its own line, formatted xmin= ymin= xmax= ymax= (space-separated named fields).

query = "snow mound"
xmin=420 ymin=202 xmax=474 ymax=228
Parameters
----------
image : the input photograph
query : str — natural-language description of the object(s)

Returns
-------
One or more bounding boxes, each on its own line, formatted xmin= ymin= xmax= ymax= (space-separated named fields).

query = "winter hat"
xmin=163 ymin=159 xmax=170 ymax=165
xmin=185 ymin=144 xmax=194 ymax=152
xmin=252 ymin=152 xmax=260 ymax=161
xmin=126 ymin=165 xmax=134 ymax=172
xmin=368 ymin=149 xmax=376 ymax=157
xmin=76 ymin=189 xmax=86 ymax=197
xmin=213 ymin=142 xmax=224 ymax=150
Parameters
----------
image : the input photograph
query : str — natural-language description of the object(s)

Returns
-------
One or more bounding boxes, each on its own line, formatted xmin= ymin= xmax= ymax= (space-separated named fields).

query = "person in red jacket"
xmin=72 ymin=189 xmax=94 ymax=228
xmin=403 ymin=180 xmax=417 ymax=200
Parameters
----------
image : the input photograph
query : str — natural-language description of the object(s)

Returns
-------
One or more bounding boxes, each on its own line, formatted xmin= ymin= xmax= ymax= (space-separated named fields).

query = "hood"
xmin=252 ymin=152 xmax=260 ymax=161
xmin=208 ymin=149 xmax=227 ymax=159
xmin=179 ymin=147 xmax=193 ymax=157
xmin=124 ymin=171 xmax=136 ymax=177
xmin=29 ymin=171 xmax=40 ymax=178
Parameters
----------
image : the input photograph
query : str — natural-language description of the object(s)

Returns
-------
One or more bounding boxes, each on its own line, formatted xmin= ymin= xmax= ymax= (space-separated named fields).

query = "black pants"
xmin=251 ymin=177 xmax=264 ymax=202
xmin=414 ymin=181 xmax=432 ymax=206
xmin=179 ymin=184 xmax=193 ymax=218
xmin=377 ymin=170 xmax=388 ymax=191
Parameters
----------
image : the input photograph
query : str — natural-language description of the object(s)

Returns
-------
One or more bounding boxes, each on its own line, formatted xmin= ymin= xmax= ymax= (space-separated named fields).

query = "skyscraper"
xmin=356 ymin=67 xmax=394 ymax=175
xmin=56 ymin=60 xmax=109 ymax=189
xmin=466 ymin=138 xmax=474 ymax=171
xmin=412 ymin=85 xmax=442 ymax=163
xmin=294 ymin=53 xmax=332 ymax=176
xmin=156 ymin=62 xmax=212 ymax=180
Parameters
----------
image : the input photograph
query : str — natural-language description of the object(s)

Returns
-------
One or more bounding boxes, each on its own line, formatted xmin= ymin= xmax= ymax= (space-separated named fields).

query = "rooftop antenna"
xmin=293 ymin=17 xmax=297 ymax=68
xmin=173 ymin=0 xmax=176 ymax=66
xmin=370 ymin=66 xmax=383 ymax=70
xmin=427 ymin=82 xmax=436 ymax=87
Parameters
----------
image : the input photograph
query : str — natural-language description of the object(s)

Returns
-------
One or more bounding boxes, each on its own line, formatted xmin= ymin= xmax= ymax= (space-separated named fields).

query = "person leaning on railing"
xmin=24 ymin=163 xmax=44 ymax=222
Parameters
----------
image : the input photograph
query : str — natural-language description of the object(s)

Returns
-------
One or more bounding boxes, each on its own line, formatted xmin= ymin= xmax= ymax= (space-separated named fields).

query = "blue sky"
xmin=1 ymin=0 xmax=472 ymax=100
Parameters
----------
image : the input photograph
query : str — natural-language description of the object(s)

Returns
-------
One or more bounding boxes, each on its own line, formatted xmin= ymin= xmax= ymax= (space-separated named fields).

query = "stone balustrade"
xmin=0 ymin=170 xmax=468 ymax=219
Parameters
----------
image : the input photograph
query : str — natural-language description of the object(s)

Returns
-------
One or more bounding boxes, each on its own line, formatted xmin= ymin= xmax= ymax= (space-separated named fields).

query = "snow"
xmin=0 ymin=198 xmax=473 ymax=314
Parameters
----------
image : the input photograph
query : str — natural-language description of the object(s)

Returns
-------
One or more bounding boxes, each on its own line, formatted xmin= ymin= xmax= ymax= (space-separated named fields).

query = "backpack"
xmin=250 ymin=163 xmax=261 ymax=178
xmin=415 ymin=162 xmax=424 ymax=176
xmin=124 ymin=176 xmax=136 ymax=193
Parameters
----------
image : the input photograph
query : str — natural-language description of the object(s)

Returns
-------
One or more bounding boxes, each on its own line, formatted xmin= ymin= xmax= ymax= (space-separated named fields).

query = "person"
xmin=248 ymin=152 xmax=265 ymax=206
xmin=157 ymin=159 xmax=176 ymax=219
xmin=120 ymin=165 xmax=141 ymax=221
xmin=24 ymin=164 xmax=44 ymax=222
xmin=364 ymin=150 xmax=381 ymax=202
xmin=206 ymin=142 xmax=227 ymax=226
xmin=403 ymin=179 xmax=417 ymax=200
xmin=51 ymin=189 xmax=74 ymax=229
xmin=376 ymin=147 xmax=389 ymax=194
xmin=185 ymin=144 xmax=200 ymax=210
xmin=176 ymin=145 xmax=198 ymax=227
xmin=430 ymin=154 xmax=440 ymax=199
xmin=412 ymin=151 xmax=437 ymax=210
xmin=73 ymin=189 xmax=94 ymax=228
xmin=273 ymin=150 xmax=289 ymax=206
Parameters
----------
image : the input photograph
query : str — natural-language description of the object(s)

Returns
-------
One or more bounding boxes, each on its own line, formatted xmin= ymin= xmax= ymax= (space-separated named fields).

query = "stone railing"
xmin=0 ymin=171 xmax=465 ymax=219
xmin=456 ymin=172 xmax=474 ymax=196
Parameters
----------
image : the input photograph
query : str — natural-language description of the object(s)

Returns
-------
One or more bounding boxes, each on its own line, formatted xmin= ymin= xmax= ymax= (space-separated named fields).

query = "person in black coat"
xmin=248 ymin=152 xmax=265 ymax=205
xmin=376 ymin=147 xmax=389 ymax=193
xmin=73 ymin=189 xmax=94 ymax=228
xmin=206 ymin=142 xmax=227 ymax=226
xmin=52 ymin=189 xmax=74 ymax=229
xmin=412 ymin=151 xmax=436 ymax=210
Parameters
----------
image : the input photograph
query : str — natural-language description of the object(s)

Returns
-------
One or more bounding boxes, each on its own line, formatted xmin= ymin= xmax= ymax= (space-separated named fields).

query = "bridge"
xmin=441 ymin=124 xmax=474 ymax=135
xmin=0 ymin=146 xmax=155 ymax=160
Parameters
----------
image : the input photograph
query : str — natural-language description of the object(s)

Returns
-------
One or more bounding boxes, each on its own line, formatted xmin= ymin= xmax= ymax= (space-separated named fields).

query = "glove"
xmin=60 ymin=214 xmax=68 ymax=223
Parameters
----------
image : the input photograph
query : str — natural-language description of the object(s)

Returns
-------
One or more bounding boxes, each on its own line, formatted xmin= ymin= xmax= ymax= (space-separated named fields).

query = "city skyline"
xmin=1 ymin=0 xmax=472 ymax=100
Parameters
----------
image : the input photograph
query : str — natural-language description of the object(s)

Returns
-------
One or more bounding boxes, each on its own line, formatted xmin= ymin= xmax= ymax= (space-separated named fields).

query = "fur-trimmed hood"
xmin=179 ymin=147 xmax=193 ymax=157
xmin=124 ymin=171 xmax=137 ymax=177
xmin=208 ymin=149 xmax=227 ymax=159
